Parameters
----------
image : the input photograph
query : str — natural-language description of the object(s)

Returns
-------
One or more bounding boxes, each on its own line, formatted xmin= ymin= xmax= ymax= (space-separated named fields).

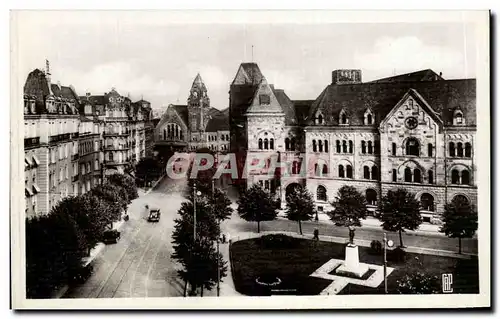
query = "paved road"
xmin=64 ymin=176 xmax=188 ymax=298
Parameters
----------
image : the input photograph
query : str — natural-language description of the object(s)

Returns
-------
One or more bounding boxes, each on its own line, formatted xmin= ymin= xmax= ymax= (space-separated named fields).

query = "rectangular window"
xmin=259 ymin=94 xmax=270 ymax=105
xmin=392 ymin=169 xmax=397 ymax=182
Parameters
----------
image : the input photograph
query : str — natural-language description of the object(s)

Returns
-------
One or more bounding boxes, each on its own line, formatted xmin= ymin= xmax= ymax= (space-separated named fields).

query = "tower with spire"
xmin=187 ymin=73 xmax=210 ymax=132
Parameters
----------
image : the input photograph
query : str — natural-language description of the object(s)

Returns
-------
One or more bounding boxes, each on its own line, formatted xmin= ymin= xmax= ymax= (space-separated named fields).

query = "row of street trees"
xmin=26 ymin=173 xmax=138 ymax=299
xmin=236 ymin=184 xmax=477 ymax=253
xmin=171 ymin=149 xmax=232 ymax=296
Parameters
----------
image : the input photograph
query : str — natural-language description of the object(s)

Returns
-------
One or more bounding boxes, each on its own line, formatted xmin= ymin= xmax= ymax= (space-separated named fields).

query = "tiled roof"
xmin=205 ymin=115 xmax=229 ymax=132
xmin=172 ymin=105 xmax=188 ymax=125
xmin=85 ymin=95 xmax=107 ymax=106
xmin=240 ymin=63 xmax=264 ymax=85
xmin=368 ymin=69 xmax=444 ymax=83
xmin=307 ymin=77 xmax=476 ymax=126
xmin=51 ymin=84 xmax=78 ymax=100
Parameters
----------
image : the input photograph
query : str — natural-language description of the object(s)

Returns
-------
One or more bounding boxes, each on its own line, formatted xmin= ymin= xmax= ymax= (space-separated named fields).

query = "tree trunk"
xmin=399 ymin=229 xmax=404 ymax=247
xmin=183 ymin=279 xmax=188 ymax=297
xmin=257 ymin=221 xmax=260 ymax=233
xmin=298 ymin=220 xmax=302 ymax=235
xmin=458 ymin=237 xmax=462 ymax=254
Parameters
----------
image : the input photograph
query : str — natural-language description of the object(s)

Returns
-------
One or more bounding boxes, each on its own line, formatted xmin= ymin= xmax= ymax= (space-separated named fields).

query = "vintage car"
xmin=147 ymin=208 xmax=161 ymax=222
xmin=68 ymin=262 xmax=94 ymax=285
xmin=102 ymin=229 xmax=121 ymax=244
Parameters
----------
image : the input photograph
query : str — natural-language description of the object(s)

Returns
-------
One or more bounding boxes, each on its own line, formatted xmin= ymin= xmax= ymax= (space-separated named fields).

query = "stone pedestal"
xmin=335 ymin=244 xmax=369 ymax=278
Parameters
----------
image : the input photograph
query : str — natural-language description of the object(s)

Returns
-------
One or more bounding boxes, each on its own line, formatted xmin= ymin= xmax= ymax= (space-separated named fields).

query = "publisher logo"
xmin=442 ymin=273 xmax=453 ymax=293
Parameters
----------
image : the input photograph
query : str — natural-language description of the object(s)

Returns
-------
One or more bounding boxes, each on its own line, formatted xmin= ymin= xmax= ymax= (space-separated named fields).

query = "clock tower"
xmin=187 ymin=73 xmax=210 ymax=132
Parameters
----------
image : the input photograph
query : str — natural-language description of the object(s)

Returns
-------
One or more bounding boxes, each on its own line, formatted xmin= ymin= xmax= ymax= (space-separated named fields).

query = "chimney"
xmin=439 ymin=72 xmax=443 ymax=77
xmin=45 ymin=59 xmax=51 ymax=83
xmin=57 ymin=81 xmax=61 ymax=90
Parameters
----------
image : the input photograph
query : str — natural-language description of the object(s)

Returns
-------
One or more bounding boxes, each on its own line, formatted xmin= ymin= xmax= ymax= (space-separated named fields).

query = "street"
xmin=64 ymin=175 xmax=478 ymax=298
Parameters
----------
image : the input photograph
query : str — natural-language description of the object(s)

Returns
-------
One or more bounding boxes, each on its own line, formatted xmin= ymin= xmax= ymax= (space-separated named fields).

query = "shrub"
xmin=257 ymin=234 xmax=299 ymax=249
xmin=388 ymin=246 xmax=406 ymax=263
xmin=370 ymin=240 xmax=383 ymax=255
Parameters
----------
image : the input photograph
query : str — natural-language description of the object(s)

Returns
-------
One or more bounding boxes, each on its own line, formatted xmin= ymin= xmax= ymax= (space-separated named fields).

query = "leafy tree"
xmin=285 ymin=185 xmax=315 ymax=235
xmin=440 ymin=196 xmax=478 ymax=254
xmin=396 ymin=257 xmax=441 ymax=294
xmin=135 ymin=157 xmax=162 ymax=187
xmin=26 ymin=211 xmax=87 ymax=298
xmin=89 ymin=183 xmax=126 ymax=227
xmin=237 ymin=184 xmax=278 ymax=233
xmin=328 ymin=186 xmax=367 ymax=243
xmin=188 ymin=237 xmax=227 ymax=296
xmin=77 ymin=193 xmax=111 ymax=253
xmin=380 ymin=189 xmax=422 ymax=247
xmin=107 ymin=173 xmax=138 ymax=204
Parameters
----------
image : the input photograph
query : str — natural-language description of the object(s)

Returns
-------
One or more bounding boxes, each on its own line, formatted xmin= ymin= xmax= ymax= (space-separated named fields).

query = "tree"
xmin=89 ymin=183 xmax=126 ymax=227
xmin=440 ymin=196 xmax=477 ymax=254
xmin=135 ymin=157 xmax=162 ymax=187
xmin=285 ymin=185 xmax=315 ymax=235
xmin=380 ymin=189 xmax=422 ymax=247
xmin=171 ymin=198 xmax=226 ymax=296
xmin=237 ymin=184 xmax=278 ymax=233
xmin=26 ymin=211 xmax=87 ymax=298
xmin=328 ymin=186 xmax=368 ymax=243
xmin=107 ymin=173 xmax=138 ymax=204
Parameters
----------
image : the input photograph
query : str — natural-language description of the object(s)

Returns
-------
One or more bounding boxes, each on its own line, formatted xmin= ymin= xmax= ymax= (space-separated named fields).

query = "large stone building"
xmin=23 ymin=62 xmax=154 ymax=218
xmin=229 ymin=63 xmax=476 ymax=223
xmin=155 ymin=74 xmax=230 ymax=156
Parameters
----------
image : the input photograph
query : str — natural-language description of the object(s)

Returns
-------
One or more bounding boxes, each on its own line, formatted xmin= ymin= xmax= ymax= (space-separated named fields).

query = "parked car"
xmin=68 ymin=263 xmax=93 ymax=285
xmin=102 ymin=229 xmax=121 ymax=244
xmin=148 ymin=208 xmax=161 ymax=222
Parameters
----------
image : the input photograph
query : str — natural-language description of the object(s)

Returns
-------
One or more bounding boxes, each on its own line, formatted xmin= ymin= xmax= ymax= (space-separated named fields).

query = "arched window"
xmin=371 ymin=166 xmax=379 ymax=180
xmin=322 ymin=164 xmax=328 ymax=175
xmin=414 ymin=169 xmax=421 ymax=183
xmin=374 ymin=141 xmax=380 ymax=154
xmin=342 ymin=140 xmax=347 ymax=153
xmin=368 ymin=141 xmax=373 ymax=154
xmin=349 ymin=140 xmax=353 ymax=153
xmin=340 ymin=112 xmax=348 ymax=124
xmin=428 ymin=143 xmax=433 ymax=157
xmin=406 ymin=138 xmax=420 ymax=156
xmin=270 ymin=138 xmax=274 ymax=150
xmin=312 ymin=140 xmax=317 ymax=152
xmin=457 ymin=142 xmax=464 ymax=157
xmin=454 ymin=110 xmax=464 ymax=125
xmin=318 ymin=114 xmax=323 ymax=124
xmin=462 ymin=170 xmax=470 ymax=185
xmin=316 ymin=186 xmax=327 ymax=201
xmin=258 ymin=138 xmax=263 ymax=149
xmin=451 ymin=169 xmax=460 ymax=184
xmin=363 ymin=166 xmax=370 ymax=179
xmin=324 ymin=140 xmax=329 ymax=153
xmin=366 ymin=189 xmax=377 ymax=206
xmin=449 ymin=142 xmax=456 ymax=157
xmin=338 ymin=165 xmax=345 ymax=178
xmin=346 ymin=165 xmax=353 ymax=178
xmin=453 ymin=195 xmax=469 ymax=205
xmin=367 ymin=114 xmax=373 ymax=125
xmin=392 ymin=143 xmax=397 ymax=156
xmin=404 ymin=167 xmax=412 ymax=182
xmin=292 ymin=161 xmax=300 ymax=174
xmin=392 ymin=169 xmax=397 ymax=182
xmin=421 ymin=193 xmax=435 ymax=212
xmin=465 ymin=143 xmax=472 ymax=157
xmin=264 ymin=138 xmax=269 ymax=150
xmin=361 ymin=141 xmax=366 ymax=154
xmin=428 ymin=170 xmax=434 ymax=184
xmin=109 ymin=152 xmax=114 ymax=162
xmin=336 ymin=140 xmax=341 ymax=153
xmin=167 ymin=126 xmax=171 ymax=138
xmin=285 ymin=138 xmax=290 ymax=150
xmin=180 ymin=130 xmax=183 ymax=140
xmin=291 ymin=138 xmax=296 ymax=151
xmin=163 ymin=129 xmax=166 ymax=140
xmin=176 ymin=126 xmax=179 ymax=138
xmin=318 ymin=140 xmax=323 ymax=153
xmin=314 ymin=163 xmax=319 ymax=176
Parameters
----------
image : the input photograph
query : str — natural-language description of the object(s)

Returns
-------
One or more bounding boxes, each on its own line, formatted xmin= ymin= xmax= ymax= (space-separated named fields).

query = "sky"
xmin=14 ymin=11 xmax=478 ymax=111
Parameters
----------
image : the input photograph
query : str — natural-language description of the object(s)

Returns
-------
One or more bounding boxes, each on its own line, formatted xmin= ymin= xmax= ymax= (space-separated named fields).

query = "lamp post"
xmin=383 ymin=232 xmax=394 ymax=294
xmin=193 ymin=183 xmax=201 ymax=242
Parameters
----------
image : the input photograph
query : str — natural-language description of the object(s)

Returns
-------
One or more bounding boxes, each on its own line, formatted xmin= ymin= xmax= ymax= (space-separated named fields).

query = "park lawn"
xmin=230 ymin=235 xmax=479 ymax=296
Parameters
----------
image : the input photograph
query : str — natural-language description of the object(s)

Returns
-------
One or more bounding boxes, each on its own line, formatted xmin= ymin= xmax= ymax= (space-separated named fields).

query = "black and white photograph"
xmin=9 ymin=10 xmax=490 ymax=309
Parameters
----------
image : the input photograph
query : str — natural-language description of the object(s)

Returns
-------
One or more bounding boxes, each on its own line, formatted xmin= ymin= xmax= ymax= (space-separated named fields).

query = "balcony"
xmin=49 ymin=133 xmax=71 ymax=144
xmin=24 ymin=137 xmax=40 ymax=149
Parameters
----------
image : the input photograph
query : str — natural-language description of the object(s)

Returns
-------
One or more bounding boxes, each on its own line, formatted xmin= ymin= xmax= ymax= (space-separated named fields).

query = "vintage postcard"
xmin=10 ymin=10 xmax=491 ymax=309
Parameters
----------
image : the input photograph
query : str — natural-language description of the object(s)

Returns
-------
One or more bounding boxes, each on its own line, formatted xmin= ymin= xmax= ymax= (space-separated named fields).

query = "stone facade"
xmin=228 ymin=63 xmax=477 ymax=222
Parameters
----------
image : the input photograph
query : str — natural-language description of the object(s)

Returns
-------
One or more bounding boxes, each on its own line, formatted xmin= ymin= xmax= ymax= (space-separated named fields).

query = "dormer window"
xmin=259 ymin=94 xmax=270 ymax=105
xmin=339 ymin=110 xmax=348 ymax=125
xmin=315 ymin=112 xmax=324 ymax=125
xmin=30 ymin=101 xmax=36 ymax=114
xmin=364 ymin=109 xmax=374 ymax=125
xmin=453 ymin=109 xmax=465 ymax=125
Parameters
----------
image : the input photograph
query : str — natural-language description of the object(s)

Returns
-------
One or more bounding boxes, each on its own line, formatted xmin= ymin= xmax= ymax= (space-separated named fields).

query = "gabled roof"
xmin=246 ymin=79 xmax=284 ymax=114
xmin=171 ymin=105 xmax=188 ymax=125
xmin=231 ymin=62 xmax=264 ymax=86
xmin=307 ymin=77 xmax=476 ymax=126
xmin=368 ymin=69 xmax=444 ymax=83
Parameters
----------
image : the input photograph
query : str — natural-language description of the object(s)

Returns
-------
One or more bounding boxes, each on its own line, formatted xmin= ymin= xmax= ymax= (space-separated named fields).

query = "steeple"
xmin=187 ymin=73 xmax=210 ymax=132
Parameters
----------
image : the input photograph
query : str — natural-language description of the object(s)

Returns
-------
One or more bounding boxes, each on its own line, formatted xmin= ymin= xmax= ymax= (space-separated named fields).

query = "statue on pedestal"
xmin=348 ymin=225 xmax=355 ymax=246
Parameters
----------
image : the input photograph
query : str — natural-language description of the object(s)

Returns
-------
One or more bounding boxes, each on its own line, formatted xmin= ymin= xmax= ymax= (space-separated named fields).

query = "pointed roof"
xmin=231 ymin=62 xmax=264 ymax=86
xmin=193 ymin=73 xmax=204 ymax=86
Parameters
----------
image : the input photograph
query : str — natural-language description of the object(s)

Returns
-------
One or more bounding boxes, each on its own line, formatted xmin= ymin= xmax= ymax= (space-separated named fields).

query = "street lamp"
xmin=193 ymin=183 xmax=202 ymax=242
xmin=383 ymin=232 xmax=394 ymax=294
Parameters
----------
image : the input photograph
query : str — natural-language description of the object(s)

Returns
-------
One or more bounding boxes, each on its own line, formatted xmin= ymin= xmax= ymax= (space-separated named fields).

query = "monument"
xmin=335 ymin=226 xmax=369 ymax=278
